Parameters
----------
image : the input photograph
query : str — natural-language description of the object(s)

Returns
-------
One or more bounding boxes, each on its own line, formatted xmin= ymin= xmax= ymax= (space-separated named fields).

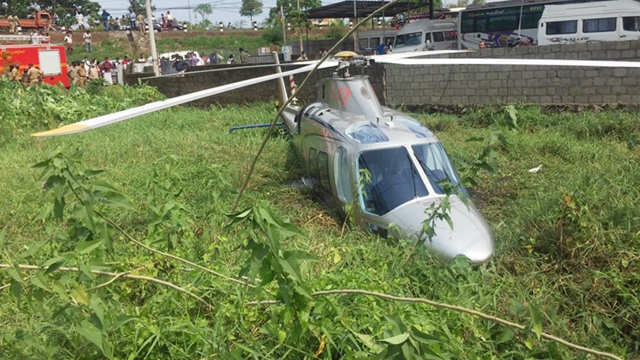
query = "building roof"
xmin=306 ymin=1 xmax=433 ymax=19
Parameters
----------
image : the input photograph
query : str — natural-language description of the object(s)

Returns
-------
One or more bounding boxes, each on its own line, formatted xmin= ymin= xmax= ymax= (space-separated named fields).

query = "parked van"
xmin=358 ymin=29 xmax=397 ymax=54
xmin=538 ymin=0 xmax=640 ymax=45
xmin=393 ymin=19 xmax=457 ymax=53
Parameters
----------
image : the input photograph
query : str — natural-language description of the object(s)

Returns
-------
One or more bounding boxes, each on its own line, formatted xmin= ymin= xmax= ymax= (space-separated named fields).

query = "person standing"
xmin=83 ymin=30 xmax=92 ymax=53
xmin=76 ymin=12 xmax=85 ymax=32
xmin=101 ymin=57 xmax=113 ymax=85
xmin=77 ymin=62 xmax=87 ymax=87
xmin=239 ymin=48 xmax=250 ymax=64
xmin=64 ymin=31 xmax=74 ymax=54
xmin=101 ymin=9 xmax=111 ymax=31
xmin=10 ymin=63 xmax=21 ymax=82
xmin=161 ymin=13 xmax=166 ymax=29
xmin=166 ymin=11 xmax=173 ymax=29
xmin=7 ymin=14 xmax=15 ymax=34
xmin=137 ymin=13 xmax=145 ymax=33
xmin=27 ymin=64 xmax=43 ymax=88
xmin=88 ymin=64 xmax=100 ymax=82
xmin=68 ymin=62 xmax=79 ymax=86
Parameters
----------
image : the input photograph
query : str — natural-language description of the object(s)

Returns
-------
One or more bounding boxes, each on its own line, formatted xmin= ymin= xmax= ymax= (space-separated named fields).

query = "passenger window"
xmin=623 ymin=16 xmax=640 ymax=31
xmin=583 ymin=17 xmax=616 ymax=33
xmin=545 ymin=20 xmax=578 ymax=35
xmin=425 ymin=33 xmax=432 ymax=43
xmin=318 ymin=151 xmax=331 ymax=194
xmin=433 ymin=31 xmax=445 ymax=42
xmin=370 ymin=38 xmax=380 ymax=48
xmin=444 ymin=30 xmax=457 ymax=41
xmin=309 ymin=148 xmax=318 ymax=176
xmin=335 ymin=147 xmax=353 ymax=203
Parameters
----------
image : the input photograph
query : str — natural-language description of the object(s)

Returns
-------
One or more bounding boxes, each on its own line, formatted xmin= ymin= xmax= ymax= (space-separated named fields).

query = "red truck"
xmin=0 ymin=11 xmax=53 ymax=32
xmin=0 ymin=44 xmax=70 ymax=87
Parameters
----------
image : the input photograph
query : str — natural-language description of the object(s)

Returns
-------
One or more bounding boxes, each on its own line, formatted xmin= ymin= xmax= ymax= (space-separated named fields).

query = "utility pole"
xmin=281 ymin=5 xmax=287 ymax=46
xmin=297 ymin=0 xmax=303 ymax=54
xmin=188 ymin=0 xmax=193 ymax=31
xmin=353 ymin=0 xmax=357 ymax=51
xmin=146 ymin=0 xmax=159 ymax=76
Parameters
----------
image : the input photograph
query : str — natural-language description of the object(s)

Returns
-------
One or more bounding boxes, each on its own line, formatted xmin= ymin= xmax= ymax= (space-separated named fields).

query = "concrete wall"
xmin=125 ymin=40 xmax=640 ymax=108
xmin=385 ymin=40 xmax=640 ymax=106
xmin=124 ymin=61 xmax=385 ymax=107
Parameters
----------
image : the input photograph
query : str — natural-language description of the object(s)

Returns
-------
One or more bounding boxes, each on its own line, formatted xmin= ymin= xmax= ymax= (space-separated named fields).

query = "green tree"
xmin=128 ymin=0 xmax=155 ymax=15
xmin=25 ymin=0 xmax=101 ymax=19
xmin=194 ymin=3 xmax=213 ymax=22
xmin=240 ymin=0 xmax=263 ymax=23
xmin=267 ymin=0 xmax=320 ymax=27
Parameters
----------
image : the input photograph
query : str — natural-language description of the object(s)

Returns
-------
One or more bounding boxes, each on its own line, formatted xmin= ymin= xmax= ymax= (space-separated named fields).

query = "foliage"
xmin=127 ymin=0 xmax=155 ymax=15
xmin=0 ymin=81 xmax=164 ymax=145
xmin=194 ymin=3 xmax=213 ymax=22
xmin=0 ymin=97 xmax=638 ymax=359
xmin=240 ymin=0 xmax=263 ymax=22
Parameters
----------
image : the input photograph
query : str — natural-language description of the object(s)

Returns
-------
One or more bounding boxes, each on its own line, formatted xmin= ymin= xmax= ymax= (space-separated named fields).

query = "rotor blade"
xmin=32 ymin=61 xmax=337 ymax=138
xmin=375 ymin=57 xmax=640 ymax=68
xmin=372 ymin=50 xmax=471 ymax=60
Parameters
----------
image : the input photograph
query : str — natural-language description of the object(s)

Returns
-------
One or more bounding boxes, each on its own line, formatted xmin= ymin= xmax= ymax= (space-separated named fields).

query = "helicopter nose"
xmin=424 ymin=197 xmax=494 ymax=264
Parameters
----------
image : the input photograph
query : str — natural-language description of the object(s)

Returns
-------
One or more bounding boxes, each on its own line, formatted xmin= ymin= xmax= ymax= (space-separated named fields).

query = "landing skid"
xmin=227 ymin=122 xmax=286 ymax=133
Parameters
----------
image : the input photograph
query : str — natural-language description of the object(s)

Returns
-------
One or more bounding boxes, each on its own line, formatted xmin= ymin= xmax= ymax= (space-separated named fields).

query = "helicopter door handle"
xmin=620 ymin=35 xmax=627 ymax=38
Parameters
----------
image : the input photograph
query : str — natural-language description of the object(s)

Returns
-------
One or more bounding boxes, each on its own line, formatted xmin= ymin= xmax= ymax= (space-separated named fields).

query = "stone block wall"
xmin=124 ymin=61 xmax=385 ymax=107
xmin=124 ymin=40 xmax=640 ymax=108
xmin=384 ymin=40 xmax=640 ymax=106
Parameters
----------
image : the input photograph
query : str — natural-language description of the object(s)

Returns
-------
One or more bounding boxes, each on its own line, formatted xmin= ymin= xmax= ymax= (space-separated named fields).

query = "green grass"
xmin=67 ymin=32 xmax=276 ymax=63
xmin=0 ymin=85 xmax=639 ymax=358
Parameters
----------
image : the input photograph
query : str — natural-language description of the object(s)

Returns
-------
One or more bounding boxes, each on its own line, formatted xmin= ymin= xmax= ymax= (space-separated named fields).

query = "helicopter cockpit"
xmin=357 ymin=143 xmax=464 ymax=216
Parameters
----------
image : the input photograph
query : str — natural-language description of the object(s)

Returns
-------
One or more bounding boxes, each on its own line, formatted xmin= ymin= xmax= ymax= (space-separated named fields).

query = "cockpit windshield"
xmin=412 ymin=143 xmax=467 ymax=197
xmin=358 ymin=147 xmax=428 ymax=215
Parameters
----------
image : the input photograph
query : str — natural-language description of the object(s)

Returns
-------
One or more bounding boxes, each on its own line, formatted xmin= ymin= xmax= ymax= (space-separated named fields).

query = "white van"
xmin=147 ymin=51 xmax=205 ymax=66
xmin=358 ymin=29 xmax=397 ymax=54
xmin=538 ymin=0 xmax=640 ymax=45
xmin=393 ymin=19 xmax=458 ymax=53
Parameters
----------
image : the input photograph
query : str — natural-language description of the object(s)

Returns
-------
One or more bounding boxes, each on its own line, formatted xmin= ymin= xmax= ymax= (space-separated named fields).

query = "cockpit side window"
xmin=335 ymin=147 xmax=353 ymax=203
xmin=357 ymin=147 xmax=428 ymax=215
xmin=412 ymin=143 xmax=467 ymax=197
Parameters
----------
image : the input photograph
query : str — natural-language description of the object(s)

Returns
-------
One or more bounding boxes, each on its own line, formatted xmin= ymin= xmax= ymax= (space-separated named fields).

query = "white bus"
xmin=458 ymin=0 xmax=569 ymax=49
xmin=538 ymin=0 xmax=640 ymax=45
xmin=393 ymin=19 xmax=458 ymax=53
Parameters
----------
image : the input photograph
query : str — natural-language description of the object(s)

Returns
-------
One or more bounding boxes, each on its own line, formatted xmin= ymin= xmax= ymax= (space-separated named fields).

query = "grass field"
xmin=0 ymin=82 xmax=639 ymax=358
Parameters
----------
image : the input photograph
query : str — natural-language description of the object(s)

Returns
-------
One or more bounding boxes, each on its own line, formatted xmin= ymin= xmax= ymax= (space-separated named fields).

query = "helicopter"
xmin=31 ymin=50 xmax=640 ymax=265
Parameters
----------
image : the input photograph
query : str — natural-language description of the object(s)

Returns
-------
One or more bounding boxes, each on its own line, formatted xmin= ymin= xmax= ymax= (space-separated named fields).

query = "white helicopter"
xmin=31 ymin=46 xmax=640 ymax=265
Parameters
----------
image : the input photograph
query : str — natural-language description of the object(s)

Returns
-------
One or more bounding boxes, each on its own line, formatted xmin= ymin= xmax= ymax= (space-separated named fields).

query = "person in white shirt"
xmin=166 ymin=11 xmax=173 ymax=29
xmin=83 ymin=30 xmax=92 ymax=53
xmin=76 ymin=12 xmax=85 ymax=31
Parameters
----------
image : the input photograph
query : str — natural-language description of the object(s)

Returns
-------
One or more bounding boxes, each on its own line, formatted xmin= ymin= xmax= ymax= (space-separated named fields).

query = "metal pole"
xmin=353 ymin=0 xmax=357 ymax=51
xmin=146 ymin=0 xmax=160 ymax=76
xmin=281 ymin=5 xmax=287 ymax=47
xmin=188 ymin=0 xmax=193 ymax=31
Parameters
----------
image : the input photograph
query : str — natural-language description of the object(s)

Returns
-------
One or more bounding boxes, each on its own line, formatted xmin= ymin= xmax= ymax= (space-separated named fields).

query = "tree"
xmin=194 ymin=3 xmax=213 ymax=22
xmin=14 ymin=0 xmax=100 ymax=19
xmin=266 ymin=0 xmax=321 ymax=27
xmin=128 ymin=0 xmax=155 ymax=15
xmin=240 ymin=0 xmax=263 ymax=23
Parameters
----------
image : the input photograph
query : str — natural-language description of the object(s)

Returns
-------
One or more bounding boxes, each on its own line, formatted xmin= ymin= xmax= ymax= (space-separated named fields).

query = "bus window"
xmin=623 ymin=16 xmax=640 ymax=31
xmin=444 ymin=30 xmax=457 ymax=41
xmin=488 ymin=15 xmax=518 ymax=32
xmin=545 ymin=20 xmax=577 ymax=35
xmin=358 ymin=38 xmax=368 ymax=50
xmin=433 ymin=31 xmax=445 ymax=42
xmin=370 ymin=37 xmax=381 ymax=48
xmin=583 ymin=18 xmax=616 ymax=33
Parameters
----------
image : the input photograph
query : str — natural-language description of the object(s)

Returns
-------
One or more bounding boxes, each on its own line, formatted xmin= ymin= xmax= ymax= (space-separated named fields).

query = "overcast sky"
xmin=96 ymin=0 xmax=316 ymax=27
xmin=96 ymin=0 xmax=501 ymax=28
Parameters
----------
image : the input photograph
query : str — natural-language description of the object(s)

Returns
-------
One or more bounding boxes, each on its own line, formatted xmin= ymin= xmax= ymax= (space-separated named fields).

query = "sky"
xmin=96 ymin=0 xmax=305 ymax=27
xmin=95 ymin=0 xmax=502 ymax=29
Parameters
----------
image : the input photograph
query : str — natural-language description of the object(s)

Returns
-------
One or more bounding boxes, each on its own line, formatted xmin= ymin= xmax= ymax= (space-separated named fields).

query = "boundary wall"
xmin=125 ymin=40 xmax=640 ymax=107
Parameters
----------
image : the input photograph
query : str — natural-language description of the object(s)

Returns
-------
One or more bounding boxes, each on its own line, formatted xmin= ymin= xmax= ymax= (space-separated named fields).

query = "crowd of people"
xmin=5 ymin=63 xmax=45 ymax=88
